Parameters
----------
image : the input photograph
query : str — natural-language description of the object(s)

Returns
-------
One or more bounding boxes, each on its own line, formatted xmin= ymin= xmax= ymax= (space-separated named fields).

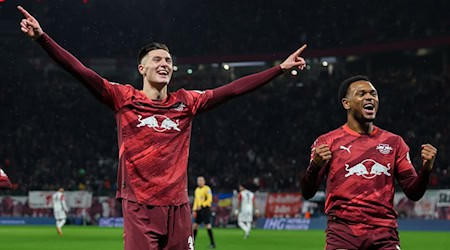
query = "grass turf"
xmin=0 ymin=226 xmax=449 ymax=249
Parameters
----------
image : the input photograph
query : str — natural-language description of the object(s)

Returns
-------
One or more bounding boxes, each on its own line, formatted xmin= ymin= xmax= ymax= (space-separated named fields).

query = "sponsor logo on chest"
xmin=136 ymin=115 xmax=180 ymax=132
xmin=345 ymin=159 xmax=391 ymax=179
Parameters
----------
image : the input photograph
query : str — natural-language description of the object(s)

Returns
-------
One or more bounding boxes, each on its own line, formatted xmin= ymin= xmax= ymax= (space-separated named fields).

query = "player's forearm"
xmin=36 ymin=33 xmax=106 ymax=97
xmin=301 ymin=161 xmax=322 ymax=200
xmin=208 ymin=66 xmax=283 ymax=107
xmin=400 ymin=168 xmax=431 ymax=201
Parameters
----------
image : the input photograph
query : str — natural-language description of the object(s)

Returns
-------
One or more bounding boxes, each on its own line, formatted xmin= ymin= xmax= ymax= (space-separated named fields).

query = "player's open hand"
xmin=280 ymin=44 xmax=307 ymax=71
xmin=421 ymin=143 xmax=437 ymax=172
xmin=312 ymin=144 xmax=331 ymax=168
xmin=18 ymin=5 xmax=43 ymax=40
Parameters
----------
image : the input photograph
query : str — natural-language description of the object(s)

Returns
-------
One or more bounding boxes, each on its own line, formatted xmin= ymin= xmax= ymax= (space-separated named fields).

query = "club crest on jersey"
xmin=137 ymin=115 xmax=180 ymax=132
xmin=376 ymin=144 xmax=393 ymax=154
xmin=173 ymin=102 xmax=186 ymax=112
xmin=345 ymin=159 xmax=391 ymax=179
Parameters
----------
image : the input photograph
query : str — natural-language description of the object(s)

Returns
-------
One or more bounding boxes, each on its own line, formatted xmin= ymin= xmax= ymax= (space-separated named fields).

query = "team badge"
xmin=173 ymin=102 xmax=186 ymax=112
xmin=376 ymin=144 xmax=393 ymax=154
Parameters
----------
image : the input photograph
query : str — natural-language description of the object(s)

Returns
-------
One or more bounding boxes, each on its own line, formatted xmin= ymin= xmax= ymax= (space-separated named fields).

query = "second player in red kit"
xmin=302 ymin=75 xmax=437 ymax=250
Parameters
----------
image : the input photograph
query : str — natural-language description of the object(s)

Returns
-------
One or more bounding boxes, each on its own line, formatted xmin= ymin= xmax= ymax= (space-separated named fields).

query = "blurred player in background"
xmin=235 ymin=184 xmax=258 ymax=239
xmin=192 ymin=176 xmax=216 ymax=248
xmin=18 ymin=5 xmax=307 ymax=250
xmin=301 ymin=75 xmax=437 ymax=250
xmin=0 ymin=168 xmax=12 ymax=190
xmin=52 ymin=187 xmax=69 ymax=236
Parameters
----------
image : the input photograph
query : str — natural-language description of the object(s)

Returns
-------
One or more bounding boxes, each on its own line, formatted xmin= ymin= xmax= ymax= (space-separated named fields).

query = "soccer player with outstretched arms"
xmin=18 ymin=5 xmax=307 ymax=250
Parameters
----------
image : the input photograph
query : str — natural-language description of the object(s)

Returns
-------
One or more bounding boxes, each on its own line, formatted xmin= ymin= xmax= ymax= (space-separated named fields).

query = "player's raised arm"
xmin=17 ymin=6 xmax=111 ymax=104
xmin=280 ymin=44 xmax=307 ymax=71
xmin=201 ymin=45 xmax=307 ymax=110
xmin=396 ymin=143 xmax=437 ymax=201
xmin=18 ymin=6 xmax=43 ymax=40
xmin=421 ymin=143 xmax=437 ymax=172
xmin=301 ymin=143 xmax=331 ymax=200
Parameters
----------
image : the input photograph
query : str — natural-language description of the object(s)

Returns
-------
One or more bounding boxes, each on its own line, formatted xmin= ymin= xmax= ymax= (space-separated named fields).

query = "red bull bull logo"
xmin=137 ymin=115 xmax=180 ymax=132
xmin=345 ymin=159 xmax=391 ymax=179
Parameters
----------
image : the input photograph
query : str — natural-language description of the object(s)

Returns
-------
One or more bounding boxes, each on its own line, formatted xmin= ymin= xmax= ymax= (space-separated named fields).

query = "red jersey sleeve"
xmin=394 ymin=136 xmax=431 ymax=201
xmin=36 ymin=33 xmax=131 ymax=111
xmin=182 ymin=90 xmax=214 ymax=115
xmin=301 ymin=136 xmax=329 ymax=200
xmin=395 ymin=137 xmax=413 ymax=173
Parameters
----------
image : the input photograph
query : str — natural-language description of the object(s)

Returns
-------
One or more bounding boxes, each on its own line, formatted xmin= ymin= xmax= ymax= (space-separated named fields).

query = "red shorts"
xmin=325 ymin=217 xmax=400 ymax=250
xmin=123 ymin=200 xmax=194 ymax=250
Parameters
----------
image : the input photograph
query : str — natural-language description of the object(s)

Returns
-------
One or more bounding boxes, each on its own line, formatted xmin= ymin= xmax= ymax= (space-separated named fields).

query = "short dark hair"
xmin=137 ymin=42 xmax=170 ymax=64
xmin=338 ymin=75 xmax=370 ymax=102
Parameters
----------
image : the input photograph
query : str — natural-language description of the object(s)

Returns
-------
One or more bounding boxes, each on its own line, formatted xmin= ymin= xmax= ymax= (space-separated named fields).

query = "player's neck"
xmin=142 ymin=82 xmax=168 ymax=101
xmin=346 ymin=118 xmax=374 ymax=135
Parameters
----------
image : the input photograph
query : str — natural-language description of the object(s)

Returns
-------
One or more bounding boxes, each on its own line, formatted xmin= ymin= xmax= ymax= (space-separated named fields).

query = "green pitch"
xmin=0 ymin=226 xmax=449 ymax=250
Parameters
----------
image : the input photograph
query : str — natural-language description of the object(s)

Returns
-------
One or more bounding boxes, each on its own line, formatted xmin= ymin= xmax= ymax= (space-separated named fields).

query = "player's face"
xmin=197 ymin=177 xmax=205 ymax=187
xmin=344 ymin=81 xmax=379 ymax=122
xmin=139 ymin=49 xmax=173 ymax=86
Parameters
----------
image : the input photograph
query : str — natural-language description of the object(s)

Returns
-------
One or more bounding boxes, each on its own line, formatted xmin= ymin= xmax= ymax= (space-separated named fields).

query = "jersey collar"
xmin=343 ymin=123 xmax=379 ymax=137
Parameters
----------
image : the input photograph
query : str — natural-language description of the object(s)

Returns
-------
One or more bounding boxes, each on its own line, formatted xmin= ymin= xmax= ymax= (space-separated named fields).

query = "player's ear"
xmin=137 ymin=64 xmax=145 ymax=76
xmin=342 ymin=98 xmax=350 ymax=110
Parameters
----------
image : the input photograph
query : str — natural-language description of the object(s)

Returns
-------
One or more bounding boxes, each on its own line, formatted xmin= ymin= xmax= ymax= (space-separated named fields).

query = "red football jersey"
xmin=36 ymin=32 xmax=284 ymax=206
xmin=308 ymin=124 xmax=421 ymax=228
xmin=100 ymin=80 xmax=213 ymax=205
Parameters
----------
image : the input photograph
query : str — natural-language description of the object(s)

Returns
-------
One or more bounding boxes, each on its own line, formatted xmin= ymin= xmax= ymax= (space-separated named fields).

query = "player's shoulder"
xmin=375 ymin=126 xmax=404 ymax=141
xmin=173 ymin=88 xmax=211 ymax=100
xmin=105 ymin=80 xmax=137 ymax=92
xmin=375 ymin=127 xmax=407 ymax=147
xmin=314 ymin=126 xmax=345 ymax=145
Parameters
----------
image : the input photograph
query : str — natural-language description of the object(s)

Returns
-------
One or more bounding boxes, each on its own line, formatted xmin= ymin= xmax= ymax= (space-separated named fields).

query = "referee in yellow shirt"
xmin=192 ymin=176 xmax=216 ymax=248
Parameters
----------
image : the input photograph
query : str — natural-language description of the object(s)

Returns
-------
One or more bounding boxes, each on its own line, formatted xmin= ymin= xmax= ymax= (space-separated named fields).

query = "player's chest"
xmin=329 ymin=138 xmax=397 ymax=180
xmin=120 ymin=100 xmax=192 ymax=135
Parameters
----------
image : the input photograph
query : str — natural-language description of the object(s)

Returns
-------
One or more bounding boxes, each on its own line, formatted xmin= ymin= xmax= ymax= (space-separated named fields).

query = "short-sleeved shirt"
xmin=309 ymin=124 xmax=416 ymax=228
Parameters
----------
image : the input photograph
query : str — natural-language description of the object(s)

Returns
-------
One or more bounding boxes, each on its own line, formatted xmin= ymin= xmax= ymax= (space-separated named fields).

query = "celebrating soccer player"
xmin=18 ymin=5 xmax=307 ymax=250
xmin=192 ymin=176 xmax=216 ymax=248
xmin=301 ymin=75 xmax=437 ymax=250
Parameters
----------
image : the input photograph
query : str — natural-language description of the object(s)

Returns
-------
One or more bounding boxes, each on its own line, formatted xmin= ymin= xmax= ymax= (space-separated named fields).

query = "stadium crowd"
xmin=1 ymin=52 xmax=449 ymax=196
xmin=2 ymin=1 xmax=449 ymax=58
xmin=0 ymin=0 xmax=449 ymax=197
